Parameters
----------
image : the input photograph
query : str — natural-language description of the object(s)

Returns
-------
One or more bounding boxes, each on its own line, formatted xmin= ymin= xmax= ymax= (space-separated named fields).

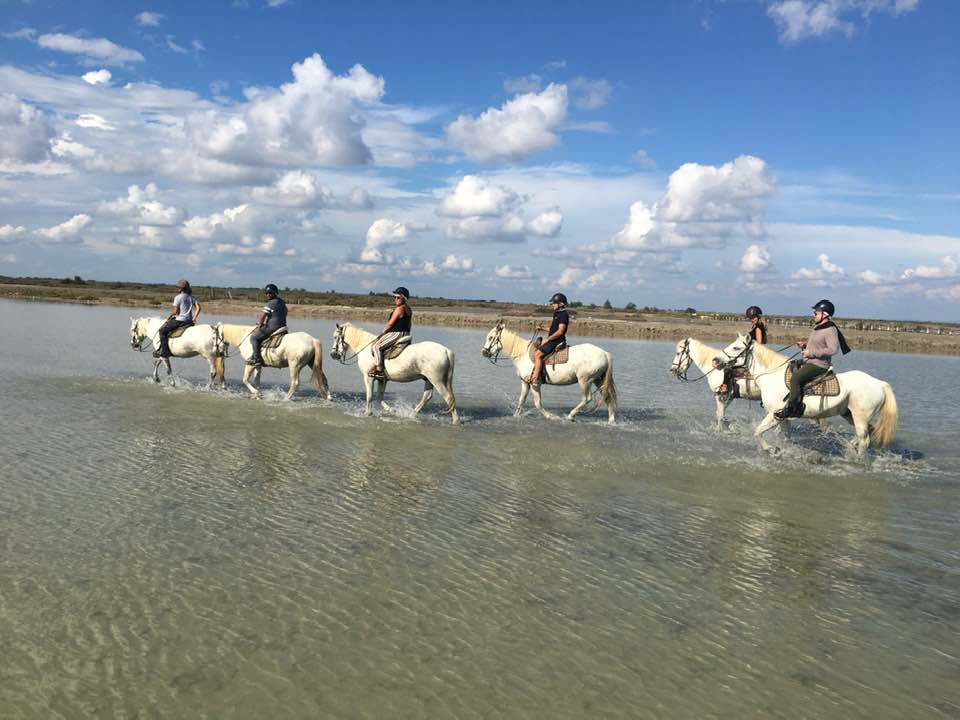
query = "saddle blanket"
xmin=168 ymin=325 xmax=191 ymax=339
xmin=527 ymin=343 xmax=569 ymax=365
xmin=784 ymin=365 xmax=841 ymax=397
xmin=383 ymin=338 xmax=411 ymax=360
xmin=261 ymin=327 xmax=288 ymax=350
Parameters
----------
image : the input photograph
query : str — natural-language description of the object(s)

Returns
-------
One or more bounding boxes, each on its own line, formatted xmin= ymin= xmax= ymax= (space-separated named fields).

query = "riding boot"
xmin=774 ymin=401 xmax=805 ymax=420
xmin=247 ymin=355 xmax=264 ymax=367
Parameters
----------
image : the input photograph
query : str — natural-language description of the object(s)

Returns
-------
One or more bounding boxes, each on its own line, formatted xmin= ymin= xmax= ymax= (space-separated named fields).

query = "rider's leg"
xmin=527 ymin=349 xmax=544 ymax=385
xmin=248 ymin=328 xmax=267 ymax=365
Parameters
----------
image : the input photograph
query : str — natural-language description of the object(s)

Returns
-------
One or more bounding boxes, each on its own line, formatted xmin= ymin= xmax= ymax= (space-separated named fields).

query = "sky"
xmin=0 ymin=0 xmax=958 ymax=321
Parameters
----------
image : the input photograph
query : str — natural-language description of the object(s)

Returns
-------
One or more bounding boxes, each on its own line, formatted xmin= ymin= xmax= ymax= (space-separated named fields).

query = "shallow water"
xmin=1 ymin=300 xmax=958 ymax=719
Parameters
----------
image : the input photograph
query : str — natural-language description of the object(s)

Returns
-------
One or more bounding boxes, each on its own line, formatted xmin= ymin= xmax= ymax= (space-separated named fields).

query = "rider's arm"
xmin=545 ymin=322 xmax=567 ymax=342
xmin=383 ymin=306 xmax=403 ymax=333
xmin=257 ymin=310 xmax=268 ymax=327
xmin=191 ymin=302 xmax=202 ymax=322
xmin=750 ymin=326 xmax=762 ymax=343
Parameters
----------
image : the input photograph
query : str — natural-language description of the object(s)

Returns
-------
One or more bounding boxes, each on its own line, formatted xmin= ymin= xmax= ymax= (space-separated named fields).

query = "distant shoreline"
xmin=3 ymin=280 xmax=959 ymax=357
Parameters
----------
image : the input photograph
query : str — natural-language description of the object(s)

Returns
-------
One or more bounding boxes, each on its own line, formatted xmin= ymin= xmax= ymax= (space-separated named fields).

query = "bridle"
xmin=330 ymin=324 xmax=376 ymax=365
xmin=481 ymin=322 xmax=507 ymax=364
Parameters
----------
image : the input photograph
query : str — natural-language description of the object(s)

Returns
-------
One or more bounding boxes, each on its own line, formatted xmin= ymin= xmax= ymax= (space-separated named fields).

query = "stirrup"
xmin=369 ymin=367 xmax=385 ymax=378
xmin=246 ymin=358 xmax=263 ymax=367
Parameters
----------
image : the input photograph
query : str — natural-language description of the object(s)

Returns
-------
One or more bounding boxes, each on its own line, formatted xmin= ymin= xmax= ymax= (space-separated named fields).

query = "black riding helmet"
xmin=549 ymin=292 xmax=568 ymax=305
xmin=744 ymin=305 xmax=763 ymax=319
xmin=264 ymin=283 xmax=279 ymax=296
xmin=392 ymin=286 xmax=410 ymax=299
xmin=812 ymin=298 xmax=835 ymax=316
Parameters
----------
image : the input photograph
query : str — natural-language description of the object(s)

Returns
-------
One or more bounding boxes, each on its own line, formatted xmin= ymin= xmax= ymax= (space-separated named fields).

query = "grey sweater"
xmin=803 ymin=323 xmax=840 ymax=368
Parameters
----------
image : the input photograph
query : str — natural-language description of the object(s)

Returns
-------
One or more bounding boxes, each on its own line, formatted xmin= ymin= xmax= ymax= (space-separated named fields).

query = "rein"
xmin=333 ymin=329 xmax=378 ymax=366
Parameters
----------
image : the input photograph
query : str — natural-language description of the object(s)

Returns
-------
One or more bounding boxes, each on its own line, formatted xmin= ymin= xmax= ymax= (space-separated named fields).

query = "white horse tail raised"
xmin=598 ymin=352 xmax=618 ymax=413
xmin=311 ymin=337 xmax=332 ymax=400
xmin=443 ymin=348 xmax=457 ymax=413
xmin=871 ymin=381 xmax=898 ymax=448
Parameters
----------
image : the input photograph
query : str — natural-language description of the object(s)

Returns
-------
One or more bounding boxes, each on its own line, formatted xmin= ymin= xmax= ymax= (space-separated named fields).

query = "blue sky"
xmin=1 ymin=0 xmax=958 ymax=320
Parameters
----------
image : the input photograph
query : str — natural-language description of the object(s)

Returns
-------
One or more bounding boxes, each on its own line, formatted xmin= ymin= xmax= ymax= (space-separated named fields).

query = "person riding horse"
xmin=248 ymin=283 xmax=288 ymax=367
xmin=719 ymin=305 xmax=768 ymax=395
xmin=370 ymin=286 xmax=413 ymax=379
xmin=526 ymin=292 xmax=569 ymax=387
xmin=774 ymin=298 xmax=851 ymax=419
xmin=154 ymin=279 xmax=201 ymax=358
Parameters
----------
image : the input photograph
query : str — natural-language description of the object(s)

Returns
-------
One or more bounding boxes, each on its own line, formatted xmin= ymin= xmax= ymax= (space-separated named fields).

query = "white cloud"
xmin=633 ymin=149 xmax=657 ymax=169
xmin=503 ymin=74 xmax=543 ymax=94
xmin=611 ymin=155 xmax=775 ymax=251
xmin=768 ymin=0 xmax=920 ymax=44
xmin=740 ymin=243 xmax=772 ymax=273
xmin=557 ymin=267 xmax=581 ymax=286
xmin=0 ymin=224 xmax=27 ymax=242
xmin=570 ymin=76 xmax=612 ymax=110
xmin=82 ymin=69 xmax=112 ymax=86
xmin=35 ymin=213 xmax=92 ymax=242
xmin=925 ymin=285 xmax=960 ymax=303
xmin=136 ymin=11 xmax=164 ymax=27
xmin=858 ymin=269 xmax=890 ymax=284
xmin=51 ymin=135 xmax=96 ymax=160
xmin=181 ymin=204 xmax=255 ymax=240
xmin=167 ymin=37 xmax=188 ymax=54
xmin=495 ymin=264 xmax=533 ymax=279
xmin=440 ymin=254 xmax=474 ymax=271
xmin=75 ymin=113 xmax=115 ymax=131
xmin=98 ymin=183 xmax=183 ymax=225
xmin=544 ymin=59 xmax=567 ymax=71
xmin=0 ymin=94 xmax=54 ymax=163
xmin=187 ymin=53 xmax=384 ymax=167
xmin=578 ymin=272 xmax=606 ymax=289
xmin=438 ymin=175 xmax=520 ymax=218
xmin=902 ymin=255 xmax=958 ymax=280
xmin=792 ymin=253 xmax=847 ymax=285
xmin=446 ymin=83 xmax=568 ymax=163
xmin=215 ymin=233 xmax=294 ymax=256
xmin=360 ymin=218 xmax=424 ymax=263
xmin=526 ymin=208 xmax=562 ymax=237
xmin=250 ymin=171 xmax=334 ymax=207
xmin=36 ymin=33 xmax=145 ymax=65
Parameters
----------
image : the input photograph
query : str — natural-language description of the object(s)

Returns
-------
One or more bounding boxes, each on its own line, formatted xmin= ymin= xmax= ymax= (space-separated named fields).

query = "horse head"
xmin=670 ymin=338 xmax=692 ymax=378
xmin=716 ymin=333 xmax=753 ymax=370
xmin=330 ymin=323 xmax=347 ymax=360
xmin=481 ymin=320 xmax=505 ymax=359
xmin=130 ymin=317 xmax=148 ymax=349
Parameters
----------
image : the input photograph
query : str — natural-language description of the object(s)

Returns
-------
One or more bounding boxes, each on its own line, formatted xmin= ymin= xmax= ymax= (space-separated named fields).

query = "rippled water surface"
xmin=1 ymin=300 xmax=958 ymax=718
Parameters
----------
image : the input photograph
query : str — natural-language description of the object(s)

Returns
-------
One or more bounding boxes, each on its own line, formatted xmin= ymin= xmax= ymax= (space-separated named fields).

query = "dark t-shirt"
xmin=263 ymin=297 xmax=287 ymax=329
xmin=548 ymin=309 xmax=569 ymax=339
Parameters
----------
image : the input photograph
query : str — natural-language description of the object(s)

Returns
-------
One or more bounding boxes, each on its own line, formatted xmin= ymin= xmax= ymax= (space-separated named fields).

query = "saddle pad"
xmin=262 ymin=327 xmax=288 ymax=350
xmin=527 ymin=344 xmax=569 ymax=365
xmin=384 ymin=341 xmax=410 ymax=360
xmin=169 ymin=325 xmax=190 ymax=339
xmin=784 ymin=365 xmax=841 ymax=397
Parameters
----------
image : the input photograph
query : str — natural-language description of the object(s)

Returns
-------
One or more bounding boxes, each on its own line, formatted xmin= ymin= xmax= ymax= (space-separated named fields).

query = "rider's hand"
xmin=797 ymin=341 xmax=806 ymax=349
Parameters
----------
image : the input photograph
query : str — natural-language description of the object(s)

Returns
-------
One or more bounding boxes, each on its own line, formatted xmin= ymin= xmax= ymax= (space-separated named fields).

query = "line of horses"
xmin=129 ymin=316 xmax=898 ymax=458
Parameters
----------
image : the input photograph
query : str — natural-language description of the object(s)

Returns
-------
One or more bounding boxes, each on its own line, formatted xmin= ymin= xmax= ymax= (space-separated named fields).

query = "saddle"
xmin=383 ymin=335 xmax=411 ymax=360
xmin=168 ymin=324 xmax=192 ymax=339
xmin=722 ymin=366 xmax=756 ymax=399
xmin=784 ymin=364 xmax=840 ymax=397
xmin=261 ymin=326 xmax=288 ymax=350
xmin=527 ymin=338 xmax=569 ymax=365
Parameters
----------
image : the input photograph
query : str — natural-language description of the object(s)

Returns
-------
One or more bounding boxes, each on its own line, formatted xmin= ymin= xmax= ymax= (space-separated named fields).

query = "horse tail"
xmin=311 ymin=337 xmax=331 ymax=400
xmin=597 ymin=352 xmax=618 ymax=414
xmin=443 ymin=348 xmax=457 ymax=413
xmin=871 ymin=381 xmax=898 ymax=448
xmin=214 ymin=354 xmax=225 ymax=384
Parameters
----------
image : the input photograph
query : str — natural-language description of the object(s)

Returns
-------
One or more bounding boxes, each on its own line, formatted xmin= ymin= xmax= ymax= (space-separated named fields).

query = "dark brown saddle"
xmin=168 ymin=325 xmax=191 ymax=339
xmin=784 ymin=364 xmax=841 ymax=397
xmin=261 ymin=327 xmax=288 ymax=350
xmin=527 ymin=338 xmax=569 ymax=365
xmin=383 ymin=337 xmax=411 ymax=360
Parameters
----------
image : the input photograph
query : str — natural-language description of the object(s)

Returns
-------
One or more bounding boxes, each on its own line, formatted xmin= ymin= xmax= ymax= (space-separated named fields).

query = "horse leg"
xmin=715 ymin=395 xmax=731 ymax=431
xmin=206 ymin=356 xmax=216 ymax=389
xmin=754 ymin=412 xmax=782 ymax=454
xmin=242 ymin=364 xmax=259 ymax=398
xmin=514 ymin=382 xmax=530 ymax=417
xmin=152 ymin=358 xmax=162 ymax=383
xmin=413 ymin=379 xmax=434 ymax=414
xmin=531 ymin=385 xmax=555 ymax=420
xmin=164 ymin=357 xmax=174 ymax=386
xmin=431 ymin=375 xmax=459 ymax=425
xmin=849 ymin=408 xmax=871 ymax=460
xmin=362 ymin=374 xmax=374 ymax=416
xmin=286 ymin=363 xmax=300 ymax=400
xmin=377 ymin=379 xmax=390 ymax=412
xmin=567 ymin=377 xmax=593 ymax=421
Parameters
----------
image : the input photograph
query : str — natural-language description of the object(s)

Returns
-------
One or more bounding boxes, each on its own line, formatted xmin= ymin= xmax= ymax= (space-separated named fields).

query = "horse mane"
xmin=498 ymin=326 xmax=532 ymax=359
xmin=750 ymin=340 xmax=790 ymax=370
xmin=342 ymin=323 xmax=375 ymax=348
xmin=220 ymin=323 xmax=257 ymax=345
xmin=688 ymin=338 xmax=719 ymax=368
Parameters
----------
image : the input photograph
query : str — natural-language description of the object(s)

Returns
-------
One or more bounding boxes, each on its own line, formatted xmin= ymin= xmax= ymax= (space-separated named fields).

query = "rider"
xmin=248 ymin=283 xmax=288 ymax=367
xmin=370 ymin=286 xmax=412 ymax=378
xmin=154 ymin=279 xmax=201 ymax=358
xmin=527 ymin=292 xmax=569 ymax=386
xmin=774 ymin=298 xmax=851 ymax=419
xmin=718 ymin=306 xmax=767 ymax=394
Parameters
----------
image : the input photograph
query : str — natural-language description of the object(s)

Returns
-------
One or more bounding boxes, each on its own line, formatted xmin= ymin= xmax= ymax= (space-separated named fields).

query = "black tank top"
xmin=752 ymin=322 xmax=767 ymax=344
xmin=391 ymin=306 xmax=412 ymax=333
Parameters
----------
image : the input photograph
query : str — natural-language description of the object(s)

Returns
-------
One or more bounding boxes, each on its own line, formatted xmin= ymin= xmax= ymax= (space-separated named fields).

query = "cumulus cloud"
xmin=98 ymin=183 xmax=183 ymax=225
xmin=438 ymin=175 xmax=520 ymax=218
xmin=570 ymin=76 xmax=612 ymax=110
xmin=76 ymin=113 xmax=115 ymax=131
xmin=440 ymin=254 xmax=474 ymax=271
xmin=495 ymin=264 xmax=533 ymax=279
xmin=181 ymin=203 xmax=256 ymax=240
xmin=136 ymin=11 xmax=164 ymax=26
xmin=36 ymin=33 xmax=145 ymax=65
xmin=792 ymin=253 xmax=847 ymax=285
xmin=187 ymin=53 xmax=384 ymax=167
xmin=82 ymin=69 xmax=112 ymax=85
xmin=35 ymin=214 xmax=92 ymax=242
xmin=740 ymin=243 xmax=772 ymax=273
xmin=250 ymin=171 xmax=334 ymax=207
xmin=215 ymin=233 xmax=295 ymax=257
xmin=902 ymin=255 xmax=958 ymax=280
xmin=51 ymin=135 xmax=96 ymax=160
xmin=526 ymin=208 xmax=563 ymax=237
xmin=446 ymin=84 xmax=568 ymax=163
xmin=0 ymin=94 xmax=54 ymax=163
xmin=0 ymin=224 xmax=27 ymax=242
xmin=611 ymin=155 xmax=775 ymax=251
xmin=437 ymin=175 xmax=563 ymax=242
xmin=858 ymin=269 xmax=890 ymax=285
xmin=768 ymin=0 xmax=920 ymax=44
xmin=360 ymin=218 xmax=425 ymax=263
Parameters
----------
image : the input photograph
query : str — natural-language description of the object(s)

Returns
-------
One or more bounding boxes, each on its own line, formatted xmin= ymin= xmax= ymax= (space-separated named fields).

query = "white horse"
xmin=481 ymin=320 xmax=617 ymax=423
xmin=330 ymin=322 xmax=459 ymax=424
xmin=670 ymin=337 xmax=763 ymax=431
xmin=218 ymin=323 xmax=331 ymax=400
xmin=129 ymin=316 xmax=225 ymax=387
xmin=719 ymin=333 xmax=898 ymax=458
